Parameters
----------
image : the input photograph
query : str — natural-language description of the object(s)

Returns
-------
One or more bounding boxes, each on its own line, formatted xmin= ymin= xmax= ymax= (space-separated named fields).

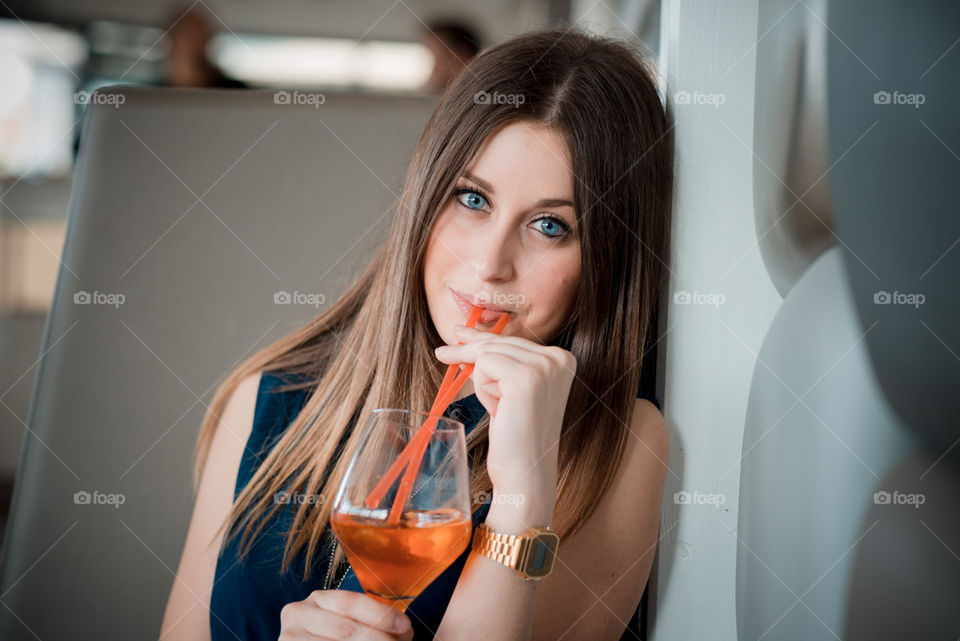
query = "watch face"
xmin=521 ymin=532 xmax=559 ymax=578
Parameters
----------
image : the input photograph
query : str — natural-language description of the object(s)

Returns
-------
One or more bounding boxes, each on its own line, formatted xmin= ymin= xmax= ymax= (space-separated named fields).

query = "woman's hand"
xmin=278 ymin=590 xmax=413 ymax=641
xmin=434 ymin=324 xmax=577 ymax=497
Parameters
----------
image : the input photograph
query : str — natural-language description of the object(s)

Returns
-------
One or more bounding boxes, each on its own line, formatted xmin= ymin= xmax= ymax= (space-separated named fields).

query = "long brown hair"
xmin=194 ymin=26 xmax=674 ymax=583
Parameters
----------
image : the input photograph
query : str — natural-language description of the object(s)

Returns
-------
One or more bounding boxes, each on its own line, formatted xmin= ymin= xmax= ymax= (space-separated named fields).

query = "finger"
xmin=452 ymin=327 xmax=560 ymax=362
xmin=435 ymin=339 xmax=544 ymax=368
xmin=469 ymin=350 xmax=544 ymax=417
xmin=472 ymin=341 xmax=547 ymax=369
xmin=452 ymin=325 xmax=543 ymax=352
xmin=300 ymin=605 xmax=401 ymax=641
xmin=469 ymin=350 xmax=531 ymax=393
xmin=455 ymin=327 xmax=575 ymax=371
xmin=313 ymin=591 xmax=410 ymax=637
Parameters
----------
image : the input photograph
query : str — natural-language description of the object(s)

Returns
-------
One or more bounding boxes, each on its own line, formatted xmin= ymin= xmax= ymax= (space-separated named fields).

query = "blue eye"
xmin=453 ymin=186 xmax=572 ymax=241
xmin=533 ymin=216 xmax=569 ymax=239
xmin=454 ymin=188 xmax=488 ymax=210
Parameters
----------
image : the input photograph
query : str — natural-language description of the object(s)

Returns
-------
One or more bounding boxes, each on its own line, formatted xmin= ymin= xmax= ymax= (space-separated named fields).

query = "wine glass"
xmin=330 ymin=409 xmax=472 ymax=612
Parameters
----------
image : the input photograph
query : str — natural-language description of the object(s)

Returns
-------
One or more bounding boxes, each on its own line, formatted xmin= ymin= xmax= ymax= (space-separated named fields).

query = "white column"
xmin=651 ymin=1 xmax=782 ymax=640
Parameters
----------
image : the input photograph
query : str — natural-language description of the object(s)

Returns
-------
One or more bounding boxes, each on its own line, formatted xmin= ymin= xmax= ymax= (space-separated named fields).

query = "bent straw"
xmin=362 ymin=304 xmax=483 ymax=511
xmin=382 ymin=310 xmax=509 ymax=506
xmin=383 ymin=311 xmax=509 ymax=525
xmin=363 ymin=307 xmax=509 ymax=522
xmin=437 ymin=305 xmax=484 ymax=399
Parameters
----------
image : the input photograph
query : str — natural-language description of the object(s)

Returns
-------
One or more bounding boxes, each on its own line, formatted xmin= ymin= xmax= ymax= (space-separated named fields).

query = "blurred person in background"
xmin=420 ymin=20 xmax=482 ymax=93
xmin=161 ymin=3 xmax=248 ymax=89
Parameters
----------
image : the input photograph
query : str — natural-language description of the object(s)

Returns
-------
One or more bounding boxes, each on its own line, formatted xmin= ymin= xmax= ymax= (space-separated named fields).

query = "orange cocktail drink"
xmin=331 ymin=507 xmax=471 ymax=611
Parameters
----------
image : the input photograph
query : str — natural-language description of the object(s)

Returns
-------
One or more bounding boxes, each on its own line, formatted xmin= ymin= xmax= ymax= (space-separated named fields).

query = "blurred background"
xmin=1 ymin=1 xmax=958 ymax=640
xmin=0 ymin=0 xmax=661 ymax=540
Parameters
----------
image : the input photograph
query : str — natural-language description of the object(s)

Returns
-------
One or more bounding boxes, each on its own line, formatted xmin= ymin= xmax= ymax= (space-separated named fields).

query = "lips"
xmin=450 ymin=288 xmax=513 ymax=324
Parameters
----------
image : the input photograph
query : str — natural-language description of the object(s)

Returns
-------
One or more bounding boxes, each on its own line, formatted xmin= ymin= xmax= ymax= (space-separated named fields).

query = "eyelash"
xmin=452 ymin=186 xmax=572 ymax=240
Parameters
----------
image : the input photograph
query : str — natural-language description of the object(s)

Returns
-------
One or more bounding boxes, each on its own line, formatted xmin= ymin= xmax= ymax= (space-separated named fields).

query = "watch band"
xmin=472 ymin=522 xmax=559 ymax=581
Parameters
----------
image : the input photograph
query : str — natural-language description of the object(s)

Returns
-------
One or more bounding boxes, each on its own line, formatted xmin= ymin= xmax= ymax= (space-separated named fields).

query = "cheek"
xmin=423 ymin=209 xmax=463 ymax=285
xmin=524 ymin=254 xmax=581 ymax=323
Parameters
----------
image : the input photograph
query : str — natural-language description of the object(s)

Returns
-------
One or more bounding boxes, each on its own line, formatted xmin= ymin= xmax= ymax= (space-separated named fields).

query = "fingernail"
xmin=395 ymin=616 xmax=411 ymax=633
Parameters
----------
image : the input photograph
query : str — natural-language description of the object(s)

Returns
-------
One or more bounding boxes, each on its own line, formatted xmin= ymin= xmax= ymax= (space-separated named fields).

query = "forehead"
xmin=465 ymin=121 xmax=573 ymax=198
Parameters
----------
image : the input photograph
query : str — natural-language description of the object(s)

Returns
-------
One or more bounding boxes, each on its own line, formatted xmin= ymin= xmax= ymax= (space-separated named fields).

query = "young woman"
xmin=161 ymin=26 xmax=673 ymax=641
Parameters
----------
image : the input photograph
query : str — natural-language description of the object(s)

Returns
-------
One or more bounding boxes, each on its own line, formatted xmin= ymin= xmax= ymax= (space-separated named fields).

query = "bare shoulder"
xmin=229 ymin=372 xmax=264 ymax=429
xmin=196 ymin=369 xmax=263 ymax=528
xmin=160 ymin=371 xmax=262 ymax=641
xmin=530 ymin=397 xmax=670 ymax=641
xmin=627 ymin=396 xmax=670 ymax=471
xmin=203 ymin=372 xmax=263 ymax=471
xmin=596 ymin=397 xmax=669 ymax=537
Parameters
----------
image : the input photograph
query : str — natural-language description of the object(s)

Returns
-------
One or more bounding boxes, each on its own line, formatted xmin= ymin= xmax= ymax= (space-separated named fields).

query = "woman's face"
xmin=424 ymin=121 xmax=582 ymax=346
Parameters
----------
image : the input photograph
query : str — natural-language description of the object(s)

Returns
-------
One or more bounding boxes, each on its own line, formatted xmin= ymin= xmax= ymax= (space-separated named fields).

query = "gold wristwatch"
xmin=471 ymin=522 xmax=559 ymax=581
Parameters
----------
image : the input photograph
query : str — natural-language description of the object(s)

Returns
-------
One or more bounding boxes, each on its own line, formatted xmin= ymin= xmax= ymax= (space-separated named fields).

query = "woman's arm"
xmin=160 ymin=372 xmax=262 ymax=641
xmin=433 ymin=477 xmax=558 ymax=641
xmin=435 ymin=398 xmax=669 ymax=641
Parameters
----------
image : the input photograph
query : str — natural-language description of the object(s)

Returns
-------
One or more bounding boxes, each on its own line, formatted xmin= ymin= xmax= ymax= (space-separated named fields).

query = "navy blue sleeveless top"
xmin=210 ymin=370 xmax=661 ymax=640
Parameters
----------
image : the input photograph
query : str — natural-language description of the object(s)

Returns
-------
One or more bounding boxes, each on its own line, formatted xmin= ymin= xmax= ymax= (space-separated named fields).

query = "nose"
xmin=468 ymin=218 xmax=516 ymax=282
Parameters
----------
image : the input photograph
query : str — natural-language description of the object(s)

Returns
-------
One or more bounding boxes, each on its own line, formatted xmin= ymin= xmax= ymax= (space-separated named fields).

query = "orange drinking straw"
xmin=437 ymin=305 xmax=484 ymax=398
xmin=374 ymin=309 xmax=509 ymax=506
xmin=363 ymin=307 xmax=510 ymax=524
xmin=365 ymin=305 xmax=483 ymax=509
xmin=362 ymin=304 xmax=483 ymax=511
xmin=384 ymin=310 xmax=509 ymax=525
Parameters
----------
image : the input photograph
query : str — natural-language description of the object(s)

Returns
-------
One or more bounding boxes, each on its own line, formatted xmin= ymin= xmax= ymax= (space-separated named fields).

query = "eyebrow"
xmin=462 ymin=171 xmax=574 ymax=209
